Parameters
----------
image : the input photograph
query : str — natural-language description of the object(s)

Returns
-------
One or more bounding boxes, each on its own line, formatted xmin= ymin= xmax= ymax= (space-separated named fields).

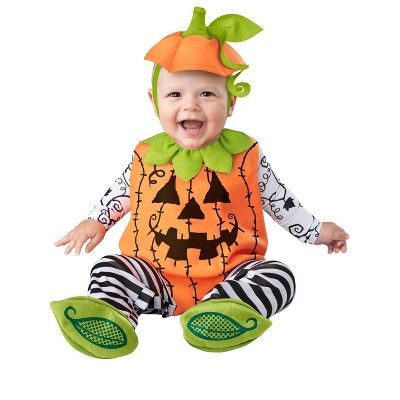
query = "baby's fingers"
xmin=54 ymin=235 xmax=71 ymax=247
xmin=335 ymin=240 xmax=347 ymax=253
xmin=330 ymin=240 xmax=347 ymax=254
xmin=64 ymin=239 xmax=77 ymax=255
xmin=332 ymin=230 xmax=350 ymax=241
xmin=74 ymin=238 xmax=88 ymax=255
xmin=85 ymin=233 xmax=102 ymax=253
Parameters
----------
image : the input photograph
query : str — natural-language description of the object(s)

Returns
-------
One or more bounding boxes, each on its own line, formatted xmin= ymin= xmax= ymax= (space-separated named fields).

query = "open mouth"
xmin=179 ymin=120 xmax=204 ymax=134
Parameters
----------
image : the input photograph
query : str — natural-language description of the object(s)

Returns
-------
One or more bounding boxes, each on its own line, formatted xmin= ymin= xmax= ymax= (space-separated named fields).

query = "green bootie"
xmin=180 ymin=298 xmax=272 ymax=352
xmin=50 ymin=296 xmax=138 ymax=358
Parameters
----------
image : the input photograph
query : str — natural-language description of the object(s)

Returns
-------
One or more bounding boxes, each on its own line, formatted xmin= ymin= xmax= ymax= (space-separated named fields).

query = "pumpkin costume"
xmin=51 ymin=7 xmax=321 ymax=356
xmin=119 ymin=129 xmax=267 ymax=315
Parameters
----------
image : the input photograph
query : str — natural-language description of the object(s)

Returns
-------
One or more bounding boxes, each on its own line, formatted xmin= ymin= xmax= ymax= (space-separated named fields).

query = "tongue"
xmin=182 ymin=120 xmax=203 ymax=130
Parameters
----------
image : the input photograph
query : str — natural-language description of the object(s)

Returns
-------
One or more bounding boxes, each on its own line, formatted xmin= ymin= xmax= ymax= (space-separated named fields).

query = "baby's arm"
xmin=87 ymin=161 xmax=132 ymax=230
xmin=258 ymin=147 xmax=321 ymax=243
xmin=55 ymin=160 xmax=132 ymax=255
xmin=258 ymin=147 xmax=348 ymax=253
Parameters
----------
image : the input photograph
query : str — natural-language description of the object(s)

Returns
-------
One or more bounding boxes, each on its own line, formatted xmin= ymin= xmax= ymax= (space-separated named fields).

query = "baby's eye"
xmin=200 ymin=91 xmax=214 ymax=97
xmin=168 ymin=92 xmax=181 ymax=98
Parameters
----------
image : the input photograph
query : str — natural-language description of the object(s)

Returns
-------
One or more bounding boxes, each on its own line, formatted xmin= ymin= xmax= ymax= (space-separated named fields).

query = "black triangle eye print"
xmin=152 ymin=175 xmax=180 ymax=204
xmin=283 ymin=197 xmax=296 ymax=211
xmin=203 ymin=172 xmax=231 ymax=204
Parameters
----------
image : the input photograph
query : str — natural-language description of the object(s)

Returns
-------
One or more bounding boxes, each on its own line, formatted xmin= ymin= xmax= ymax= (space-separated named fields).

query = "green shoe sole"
xmin=50 ymin=296 xmax=138 ymax=358
xmin=180 ymin=298 xmax=272 ymax=352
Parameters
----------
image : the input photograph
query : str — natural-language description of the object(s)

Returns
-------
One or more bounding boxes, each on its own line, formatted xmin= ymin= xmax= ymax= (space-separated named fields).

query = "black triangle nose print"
xmin=178 ymin=197 xmax=205 ymax=220
xmin=204 ymin=172 xmax=231 ymax=204
xmin=152 ymin=175 xmax=180 ymax=204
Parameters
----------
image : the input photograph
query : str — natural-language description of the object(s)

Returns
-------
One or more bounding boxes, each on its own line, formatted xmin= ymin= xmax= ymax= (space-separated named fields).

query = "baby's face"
xmin=154 ymin=68 xmax=229 ymax=149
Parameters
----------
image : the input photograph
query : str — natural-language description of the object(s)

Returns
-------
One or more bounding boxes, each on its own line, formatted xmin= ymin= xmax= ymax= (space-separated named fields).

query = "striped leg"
xmin=202 ymin=260 xmax=296 ymax=319
xmin=88 ymin=254 xmax=176 ymax=327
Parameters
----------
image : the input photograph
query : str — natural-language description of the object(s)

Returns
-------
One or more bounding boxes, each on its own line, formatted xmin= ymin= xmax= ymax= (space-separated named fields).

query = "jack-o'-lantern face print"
xmin=149 ymin=172 xmax=239 ymax=263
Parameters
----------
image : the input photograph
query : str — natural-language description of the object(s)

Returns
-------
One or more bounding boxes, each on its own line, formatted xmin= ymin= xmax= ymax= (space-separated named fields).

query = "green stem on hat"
xmin=182 ymin=7 xmax=211 ymax=38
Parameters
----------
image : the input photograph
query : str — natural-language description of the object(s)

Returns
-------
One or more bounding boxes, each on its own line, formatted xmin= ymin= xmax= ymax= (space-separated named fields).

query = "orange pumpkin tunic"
xmin=119 ymin=139 xmax=267 ymax=315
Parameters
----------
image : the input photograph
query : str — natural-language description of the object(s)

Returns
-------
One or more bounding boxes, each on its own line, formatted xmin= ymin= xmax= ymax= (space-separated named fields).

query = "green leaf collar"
xmin=140 ymin=129 xmax=253 ymax=181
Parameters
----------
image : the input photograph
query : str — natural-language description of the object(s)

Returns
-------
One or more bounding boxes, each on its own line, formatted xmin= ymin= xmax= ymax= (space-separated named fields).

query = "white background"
xmin=1 ymin=0 xmax=399 ymax=399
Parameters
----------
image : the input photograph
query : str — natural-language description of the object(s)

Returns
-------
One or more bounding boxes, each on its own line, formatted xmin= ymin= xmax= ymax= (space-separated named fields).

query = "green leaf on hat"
xmin=208 ymin=14 xmax=263 ymax=43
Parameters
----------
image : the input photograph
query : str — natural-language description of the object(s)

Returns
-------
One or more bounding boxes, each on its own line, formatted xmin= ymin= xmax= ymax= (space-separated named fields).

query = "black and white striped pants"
xmin=88 ymin=255 xmax=296 ymax=328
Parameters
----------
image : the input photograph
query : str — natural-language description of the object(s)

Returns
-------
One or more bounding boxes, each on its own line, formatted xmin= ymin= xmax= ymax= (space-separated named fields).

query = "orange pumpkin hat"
xmin=144 ymin=6 xmax=263 ymax=111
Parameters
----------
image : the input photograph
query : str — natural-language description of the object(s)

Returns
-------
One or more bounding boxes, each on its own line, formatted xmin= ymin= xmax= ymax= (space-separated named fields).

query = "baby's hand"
xmin=54 ymin=219 xmax=106 ymax=255
xmin=315 ymin=222 xmax=349 ymax=254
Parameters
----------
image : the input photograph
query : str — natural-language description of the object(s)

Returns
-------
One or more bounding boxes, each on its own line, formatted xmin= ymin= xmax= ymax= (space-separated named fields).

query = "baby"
xmin=51 ymin=7 xmax=349 ymax=357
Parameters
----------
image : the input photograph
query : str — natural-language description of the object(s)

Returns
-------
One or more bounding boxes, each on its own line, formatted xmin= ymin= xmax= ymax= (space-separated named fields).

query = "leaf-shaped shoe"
xmin=50 ymin=296 xmax=138 ymax=358
xmin=180 ymin=298 xmax=272 ymax=352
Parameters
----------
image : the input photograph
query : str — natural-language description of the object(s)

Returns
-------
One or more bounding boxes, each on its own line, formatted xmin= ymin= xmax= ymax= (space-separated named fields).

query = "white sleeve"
xmin=87 ymin=160 xmax=132 ymax=230
xmin=258 ymin=146 xmax=321 ymax=244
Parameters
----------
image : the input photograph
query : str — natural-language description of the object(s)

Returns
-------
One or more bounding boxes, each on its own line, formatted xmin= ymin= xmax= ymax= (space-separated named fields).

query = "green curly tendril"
xmin=227 ymin=71 xmax=251 ymax=98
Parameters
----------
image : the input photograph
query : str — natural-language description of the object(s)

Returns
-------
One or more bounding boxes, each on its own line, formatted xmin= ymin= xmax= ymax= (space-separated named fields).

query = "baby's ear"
xmin=231 ymin=96 xmax=237 ymax=110
xmin=228 ymin=96 xmax=237 ymax=117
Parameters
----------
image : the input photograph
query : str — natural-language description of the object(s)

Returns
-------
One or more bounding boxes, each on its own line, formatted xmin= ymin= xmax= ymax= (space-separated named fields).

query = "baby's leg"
xmin=88 ymin=254 xmax=176 ymax=327
xmin=203 ymin=260 xmax=296 ymax=319
xmin=51 ymin=254 xmax=175 ymax=358
xmin=180 ymin=260 xmax=295 ymax=351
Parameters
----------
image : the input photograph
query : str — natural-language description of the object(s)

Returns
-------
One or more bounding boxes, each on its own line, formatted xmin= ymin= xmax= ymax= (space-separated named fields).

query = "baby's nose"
xmin=183 ymin=97 xmax=200 ymax=111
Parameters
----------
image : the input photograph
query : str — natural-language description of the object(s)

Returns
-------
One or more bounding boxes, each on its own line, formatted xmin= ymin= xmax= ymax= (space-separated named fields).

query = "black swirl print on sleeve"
xmin=87 ymin=160 xmax=132 ymax=230
xmin=258 ymin=147 xmax=321 ymax=244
